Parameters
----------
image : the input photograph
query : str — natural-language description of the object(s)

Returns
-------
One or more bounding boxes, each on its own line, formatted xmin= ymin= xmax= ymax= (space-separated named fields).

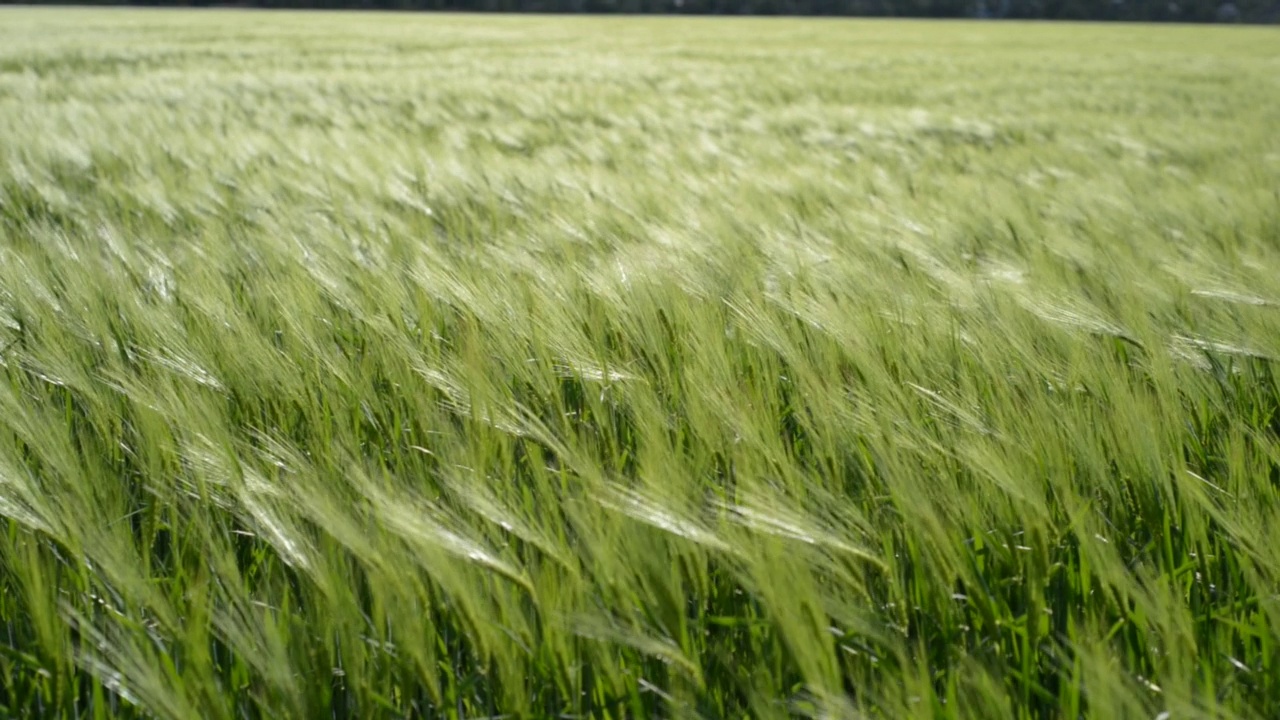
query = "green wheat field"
xmin=1 ymin=9 xmax=1279 ymax=719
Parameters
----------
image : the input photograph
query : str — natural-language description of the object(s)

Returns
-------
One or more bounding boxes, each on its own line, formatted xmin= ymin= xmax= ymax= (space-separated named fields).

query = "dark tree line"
xmin=10 ymin=0 xmax=1280 ymax=21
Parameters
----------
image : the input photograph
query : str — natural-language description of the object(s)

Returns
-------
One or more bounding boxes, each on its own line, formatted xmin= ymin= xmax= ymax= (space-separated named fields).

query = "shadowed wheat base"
xmin=1 ymin=9 xmax=1279 ymax=719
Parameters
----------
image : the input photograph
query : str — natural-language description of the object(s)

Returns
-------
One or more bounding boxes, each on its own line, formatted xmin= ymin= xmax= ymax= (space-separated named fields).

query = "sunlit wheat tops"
xmin=1 ymin=8 xmax=1279 ymax=720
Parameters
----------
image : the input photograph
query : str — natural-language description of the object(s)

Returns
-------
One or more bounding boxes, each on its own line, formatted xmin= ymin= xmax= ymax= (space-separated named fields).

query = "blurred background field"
xmin=1 ymin=9 xmax=1279 ymax=719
